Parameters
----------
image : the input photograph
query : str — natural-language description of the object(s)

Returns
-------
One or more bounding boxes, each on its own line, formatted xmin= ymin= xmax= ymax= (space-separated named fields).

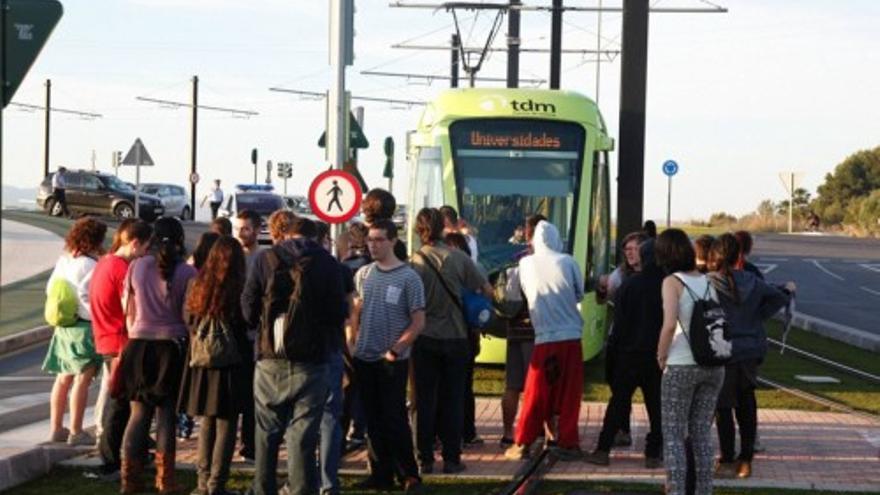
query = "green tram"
xmin=405 ymin=88 xmax=614 ymax=364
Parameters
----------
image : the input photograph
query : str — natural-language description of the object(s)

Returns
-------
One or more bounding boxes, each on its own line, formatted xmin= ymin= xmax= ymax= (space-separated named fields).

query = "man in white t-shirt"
xmin=201 ymin=179 xmax=224 ymax=219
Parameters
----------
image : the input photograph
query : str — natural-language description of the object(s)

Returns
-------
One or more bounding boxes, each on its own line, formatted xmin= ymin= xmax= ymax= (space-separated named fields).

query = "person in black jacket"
xmin=241 ymin=210 xmax=347 ymax=495
xmin=586 ymin=239 xmax=664 ymax=468
xmin=708 ymin=234 xmax=794 ymax=480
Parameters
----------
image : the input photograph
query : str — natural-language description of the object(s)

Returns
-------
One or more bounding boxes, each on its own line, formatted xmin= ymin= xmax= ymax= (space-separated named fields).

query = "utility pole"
xmin=44 ymin=79 xmax=50 ymax=177
xmin=616 ymin=0 xmax=650 ymax=241
xmin=507 ymin=0 xmax=521 ymax=88
xmin=550 ymin=0 xmax=563 ymax=89
xmin=595 ymin=0 xmax=603 ymax=103
xmin=328 ymin=0 xmax=354 ymax=247
xmin=789 ymin=173 xmax=794 ymax=234
xmin=451 ymin=34 xmax=460 ymax=88
xmin=191 ymin=75 xmax=198 ymax=220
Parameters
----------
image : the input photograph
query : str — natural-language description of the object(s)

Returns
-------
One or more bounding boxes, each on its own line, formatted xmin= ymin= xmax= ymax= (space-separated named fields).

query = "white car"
xmin=139 ymin=183 xmax=191 ymax=220
xmin=220 ymin=185 xmax=286 ymax=244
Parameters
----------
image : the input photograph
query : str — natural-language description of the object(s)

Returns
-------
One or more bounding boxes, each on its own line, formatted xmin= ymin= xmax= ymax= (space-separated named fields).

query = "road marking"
xmin=0 ymin=376 xmax=54 ymax=382
xmin=757 ymin=257 xmax=789 ymax=262
xmin=860 ymin=286 xmax=880 ymax=297
xmin=753 ymin=263 xmax=778 ymax=275
xmin=859 ymin=264 xmax=880 ymax=274
xmin=809 ymin=259 xmax=844 ymax=281
xmin=0 ymin=391 xmax=50 ymax=415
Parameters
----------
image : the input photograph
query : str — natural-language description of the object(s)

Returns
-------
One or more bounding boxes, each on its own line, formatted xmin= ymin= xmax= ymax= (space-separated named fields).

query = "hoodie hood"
xmin=532 ymin=220 xmax=564 ymax=255
xmin=275 ymin=237 xmax=324 ymax=262
xmin=708 ymin=270 xmax=757 ymax=304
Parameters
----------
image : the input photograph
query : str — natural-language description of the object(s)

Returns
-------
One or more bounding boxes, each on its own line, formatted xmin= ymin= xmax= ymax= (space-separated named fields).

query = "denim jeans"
xmin=317 ymin=352 xmax=344 ymax=495
xmin=252 ymin=359 xmax=328 ymax=495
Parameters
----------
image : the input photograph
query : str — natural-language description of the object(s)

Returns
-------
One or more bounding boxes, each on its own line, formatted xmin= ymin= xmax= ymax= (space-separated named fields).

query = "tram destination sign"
xmin=450 ymin=119 xmax=583 ymax=153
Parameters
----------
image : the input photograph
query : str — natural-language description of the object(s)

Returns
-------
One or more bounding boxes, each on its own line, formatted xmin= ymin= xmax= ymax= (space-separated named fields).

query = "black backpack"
xmin=259 ymin=247 xmax=325 ymax=362
xmin=674 ymin=274 xmax=732 ymax=367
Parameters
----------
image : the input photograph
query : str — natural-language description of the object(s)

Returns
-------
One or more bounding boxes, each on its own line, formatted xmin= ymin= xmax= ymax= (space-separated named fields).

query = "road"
xmin=752 ymin=233 xmax=880 ymax=334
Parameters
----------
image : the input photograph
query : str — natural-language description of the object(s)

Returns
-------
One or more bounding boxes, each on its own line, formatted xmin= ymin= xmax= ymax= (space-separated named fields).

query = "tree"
xmin=812 ymin=146 xmax=880 ymax=224
xmin=756 ymin=199 xmax=775 ymax=218
xmin=708 ymin=211 xmax=737 ymax=226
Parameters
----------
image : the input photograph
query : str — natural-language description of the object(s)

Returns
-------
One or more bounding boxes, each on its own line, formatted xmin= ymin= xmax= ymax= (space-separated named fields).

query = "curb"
xmin=0 ymin=444 xmax=89 ymax=492
xmin=0 ymin=325 xmax=52 ymax=356
xmin=787 ymin=311 xmax=880 ymax=352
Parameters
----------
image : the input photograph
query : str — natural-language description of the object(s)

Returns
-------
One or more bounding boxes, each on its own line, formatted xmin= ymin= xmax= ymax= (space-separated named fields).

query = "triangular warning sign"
xmin=318 ymin=112 xmax=369 ymax=149
xmin=121 ymin=138 xmax=154 ymax=166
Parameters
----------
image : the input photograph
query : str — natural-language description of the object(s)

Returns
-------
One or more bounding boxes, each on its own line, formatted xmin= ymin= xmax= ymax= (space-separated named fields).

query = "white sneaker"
xmin=67 ymin=430 xmax=95 ymax=446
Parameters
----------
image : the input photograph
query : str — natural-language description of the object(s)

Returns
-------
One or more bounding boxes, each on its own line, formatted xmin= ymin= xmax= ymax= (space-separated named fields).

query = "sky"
xmin=3 ymin=0 xmax=879 ymax=222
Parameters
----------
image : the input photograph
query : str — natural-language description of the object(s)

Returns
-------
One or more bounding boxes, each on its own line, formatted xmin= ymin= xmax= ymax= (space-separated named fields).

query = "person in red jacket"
xmin=90 ymin=219 xmax=152 ymax=478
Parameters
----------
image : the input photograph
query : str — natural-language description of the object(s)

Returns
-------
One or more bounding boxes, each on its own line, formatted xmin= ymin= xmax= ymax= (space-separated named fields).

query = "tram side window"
xmin=412 ymin=146 xmax=444 ymax=210
xmin=587 ymin=150 xmax=611 ymax=291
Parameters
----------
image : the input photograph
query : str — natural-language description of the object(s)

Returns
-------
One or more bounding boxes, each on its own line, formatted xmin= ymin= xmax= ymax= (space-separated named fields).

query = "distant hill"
xmin=2 ymin=185 xmax=39 ymax=210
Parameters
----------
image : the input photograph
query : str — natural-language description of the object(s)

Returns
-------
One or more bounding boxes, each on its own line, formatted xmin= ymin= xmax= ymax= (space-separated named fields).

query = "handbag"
xmin=414 ymin=250 xmax=494 ymax=329
xmin=189 ymin=316 xmax=241 ymax=368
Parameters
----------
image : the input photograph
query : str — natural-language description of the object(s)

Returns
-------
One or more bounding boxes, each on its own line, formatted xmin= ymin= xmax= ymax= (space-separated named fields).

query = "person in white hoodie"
xmin=505 ymin=220 xmax=585 ymax=461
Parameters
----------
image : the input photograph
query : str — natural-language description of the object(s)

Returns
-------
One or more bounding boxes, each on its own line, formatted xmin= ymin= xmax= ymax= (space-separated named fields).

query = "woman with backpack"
xmin=179 ymin=236 xmax=250 ymax=495
xmin=43 ymin=218 xmax=108 ymax=445
xmin=118 ymin=218 xmax=197 ymax=493
xmin=707 ymin=234 xmax=794 ymax=479
xmin=654 ymin=228 xmax=725 ymax=495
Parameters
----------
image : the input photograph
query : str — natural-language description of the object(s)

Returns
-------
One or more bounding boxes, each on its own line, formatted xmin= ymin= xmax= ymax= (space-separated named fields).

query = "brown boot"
xmin=120 ymin=457 xmax=144 ymax=494
xmin=154 ymin=451 xmax=181 ymax=494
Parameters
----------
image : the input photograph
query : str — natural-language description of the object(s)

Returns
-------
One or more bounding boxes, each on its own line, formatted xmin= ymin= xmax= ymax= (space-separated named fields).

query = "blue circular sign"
xmin=662 ymin=160 xmax=679 ymax=177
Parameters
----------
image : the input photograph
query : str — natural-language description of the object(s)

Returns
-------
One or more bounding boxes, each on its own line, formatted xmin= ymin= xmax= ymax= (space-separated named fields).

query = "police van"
xmin=220 ymin=184 xmax=286 ymax=244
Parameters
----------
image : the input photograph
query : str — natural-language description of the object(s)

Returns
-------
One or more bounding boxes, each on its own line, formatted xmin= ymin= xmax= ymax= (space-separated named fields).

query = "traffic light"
xmin=113 ymin=150 xmax=122 ymax=168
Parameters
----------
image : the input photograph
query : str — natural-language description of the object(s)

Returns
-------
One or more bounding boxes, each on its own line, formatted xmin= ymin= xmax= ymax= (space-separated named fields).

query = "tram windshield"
xmin=449 ymin=119 xmax=585 ymax=271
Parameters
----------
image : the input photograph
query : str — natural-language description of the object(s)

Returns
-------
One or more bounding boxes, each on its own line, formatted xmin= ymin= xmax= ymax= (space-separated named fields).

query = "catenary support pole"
xmin=451 ymin=34 xmax=460 ymax=88
xmin=550 ymin=0 xmax=562 ymax=89
xmin=507 ymin=0 xmax=521 ymax=88
xmin=44 ymin=79 xmax=50 ymax=177
xmin=190 ymin=75 xmax=198 ymax=221
xmin=616 ymin=0 xmax=649 ymax=241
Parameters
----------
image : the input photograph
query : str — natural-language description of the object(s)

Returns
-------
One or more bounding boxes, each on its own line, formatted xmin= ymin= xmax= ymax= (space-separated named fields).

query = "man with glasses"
xmin=350 ymin=219 xmax=425 ymax=493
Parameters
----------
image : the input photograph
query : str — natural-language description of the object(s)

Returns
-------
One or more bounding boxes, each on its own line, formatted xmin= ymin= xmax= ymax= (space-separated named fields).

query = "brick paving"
xmin=130 ymin=399 xmax=880 ymax=492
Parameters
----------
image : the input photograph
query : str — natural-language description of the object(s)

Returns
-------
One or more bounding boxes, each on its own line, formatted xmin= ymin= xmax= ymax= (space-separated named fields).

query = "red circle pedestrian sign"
xmin=308 ymin=169 xmax=363 ymax=224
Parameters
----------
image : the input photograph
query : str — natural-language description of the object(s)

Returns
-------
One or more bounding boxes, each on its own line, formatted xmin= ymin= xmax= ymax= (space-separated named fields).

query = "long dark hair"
xmin=153 ymin=217 xmax=186 ymax=287
xmin=655 ymin=228 xmax=696 ymax=274
xmin=415 ymin=208 xmax=444 ymax=245
xmin=192 ymin=232 xmax=220 ymax=271
xmin=186 ymin=236 xmax=246 ymax=320
xmin=708 ymin=233 xmax=741 ymax=303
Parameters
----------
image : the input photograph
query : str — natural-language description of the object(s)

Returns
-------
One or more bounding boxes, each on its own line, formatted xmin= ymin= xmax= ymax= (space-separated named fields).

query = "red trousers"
xmin=514 ymin=339 xmax=583 ymax=449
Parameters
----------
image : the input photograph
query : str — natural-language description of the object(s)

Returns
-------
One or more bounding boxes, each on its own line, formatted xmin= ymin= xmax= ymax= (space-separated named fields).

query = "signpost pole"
xmin=135 ymin=145 xmax=141 ymax=219
xmin=190 ymin=75 xmax=198 ymax=221
xmin=666 ymin=175 xmax=672 ymax=228
xmin=1 ymin=0 xmax=6 ymax=289
xmin=328 ymin=0 xmax=352 ymax=255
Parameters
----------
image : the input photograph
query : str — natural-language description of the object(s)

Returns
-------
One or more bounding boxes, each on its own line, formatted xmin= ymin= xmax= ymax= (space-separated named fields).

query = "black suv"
xmin=37 ymin=170 xmax=165 ymax=221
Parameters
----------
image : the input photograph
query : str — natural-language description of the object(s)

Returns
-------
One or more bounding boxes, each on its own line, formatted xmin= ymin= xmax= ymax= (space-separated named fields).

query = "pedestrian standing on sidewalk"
xmin=587 ymin=238 xmax=664 ymax=468
xmin=654 ymin=228 xmax=725 ymax=495
xmin=410 ymin=208 xmax=491 ymax=474
xmin=90 ymin=219 xmax=152 ymax=478
xmin=241 ymin=210 xmax=347 ymax=495
xmin=504 ymin=220 xmax=585 ymax=461
xmin=350 ymin=219 xmax=425 ymax=493
xmin=202 ymin=179 xmax=225 ymax=220
xmin=51 ymin=166 xmax=71 ymax=217
xmin=43 ymin=218 xmax=108 ymax=445
xmin=708 ymin=234 xmax=793 ymax=480
xmin=179 ymin=236 xmax=250 ymax=495
xmin=118 ymin=217 xmax=197 ymax=494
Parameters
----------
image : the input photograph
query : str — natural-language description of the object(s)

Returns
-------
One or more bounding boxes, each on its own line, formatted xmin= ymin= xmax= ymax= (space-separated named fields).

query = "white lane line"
xmin=753 ymin=263 xmax=778 ymax=275
xmin=0 ymin=391 xmax=50 ymax=415
xmin=859 ymin=264 xmax=880 ymax=274
xmin=809 ymin=259 xmax=844 ymax=281
xmin=756 ymin=257 xmax=789 ymax=262
xmin=860 ymin=286 xmax=880 ymax=297
xmin=0 ymin=376 xmax=55 ymax=382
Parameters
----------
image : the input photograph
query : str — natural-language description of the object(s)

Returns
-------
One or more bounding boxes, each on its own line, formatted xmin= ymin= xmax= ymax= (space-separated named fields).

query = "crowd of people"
xmin=40 ymin=188 xmax=794 ymax=495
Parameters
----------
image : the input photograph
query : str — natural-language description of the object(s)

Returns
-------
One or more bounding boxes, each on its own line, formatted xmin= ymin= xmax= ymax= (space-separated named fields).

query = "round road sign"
xmin=662 ymin=160 xmax=679 ymax=177
xmin=189 ymin=172 xmax=200 ymax=184
xmin=308 ymin=169 xmax=363 ymax=224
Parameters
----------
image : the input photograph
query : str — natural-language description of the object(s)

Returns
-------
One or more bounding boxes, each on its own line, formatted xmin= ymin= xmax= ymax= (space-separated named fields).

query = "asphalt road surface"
xmin=752 ymin=233 xmax=880 ymax=334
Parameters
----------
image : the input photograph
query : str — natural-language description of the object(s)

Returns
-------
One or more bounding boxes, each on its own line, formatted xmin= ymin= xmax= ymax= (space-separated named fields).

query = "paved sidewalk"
xmin=55 ymin=398 xmax=880 ymax=493
xmin=1 ymin=219 xmax=63 ymax=287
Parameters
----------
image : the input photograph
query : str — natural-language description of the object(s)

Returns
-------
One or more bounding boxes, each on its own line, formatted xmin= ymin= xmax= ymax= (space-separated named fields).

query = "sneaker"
xmin=613 ymin=431 xmax=632 ymax=447
xmin=644 ymin=456 xmax=663 ymax=469
xmin=584 ymin=449 xmax=610 ymax=466
xmin=736 ymin=460 xmax=752 ymax=479
xmin=499 ymin=436 xmax=514 ymax=448
xmin=67 ymin=430 xmax=95 ymax=446
xmin=714 ymin=460 xmax=737 ymax=479
xmin=48 ymin=427 xmax=70 ymax=443
xmin=442 ymin=461 xmax=466 ymax=474
xmin=419 ymin=461 xmax=434 ymax=475
xmin=352 ymin=476 xmax=395 ymax=490
xmin=504 ymin=443 xmax=530 ymax=461
xmin=239 ymin=448 xmax=255 ymax=463
xmin=551 ymin=446 xmax=584 ymax=461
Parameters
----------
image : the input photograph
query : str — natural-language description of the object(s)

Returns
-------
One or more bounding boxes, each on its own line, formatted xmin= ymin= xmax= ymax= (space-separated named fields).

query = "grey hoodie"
xmin=518 ymin=221 xmax=584 ymax=344
xmin=708 ymin=270 xmax=790 ymax=363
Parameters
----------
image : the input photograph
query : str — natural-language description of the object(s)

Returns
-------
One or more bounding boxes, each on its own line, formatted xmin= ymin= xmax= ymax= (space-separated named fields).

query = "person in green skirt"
xmin=43 ymin=218 xmax=107 ymax=445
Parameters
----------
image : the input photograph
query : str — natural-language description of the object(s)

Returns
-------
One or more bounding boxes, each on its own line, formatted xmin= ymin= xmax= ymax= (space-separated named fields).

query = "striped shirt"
xmin=354 ymin=262 xmax=425 ymax=362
